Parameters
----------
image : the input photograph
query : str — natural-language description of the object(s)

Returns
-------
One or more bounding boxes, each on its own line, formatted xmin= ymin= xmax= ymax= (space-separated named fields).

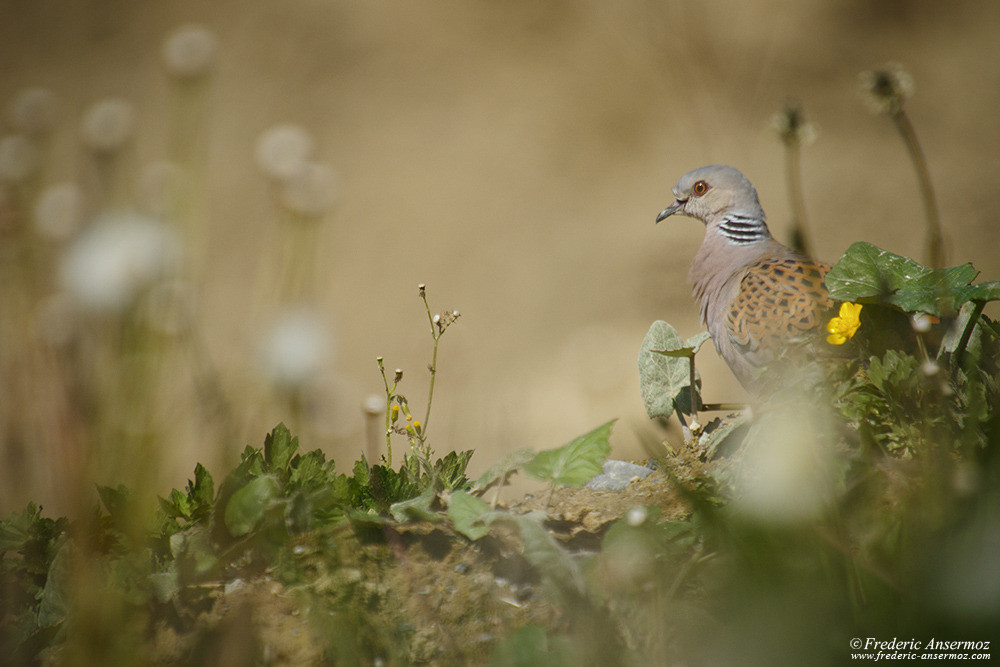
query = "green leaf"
xmin=826 ymin=241 xmax=987 ymax=316
xmin=470 ymin=447 xmax=534 ymax=494
xmin=448 ymin=491 xmax=493 ymax=540
xmin=189 ymin=463 xmax=214 ymax=510
xmin=525 ymin=420 xmax=614 ymax=487
xmin=224 ymin=475 xmax=281 ymax=537
xmin=638 ymin=321 xmax=703 ymax=419
xmin=653 ymin=331 xmax=712 ymax=358
xmin=389 ymin=486 xmax=439 ymax=523
xmin=264 ymin=423 xmax=298 ymax=472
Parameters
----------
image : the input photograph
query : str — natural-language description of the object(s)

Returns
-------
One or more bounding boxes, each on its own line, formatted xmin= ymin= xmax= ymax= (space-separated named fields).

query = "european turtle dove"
xmin=656 ymin=165 xmax=835 ymax=393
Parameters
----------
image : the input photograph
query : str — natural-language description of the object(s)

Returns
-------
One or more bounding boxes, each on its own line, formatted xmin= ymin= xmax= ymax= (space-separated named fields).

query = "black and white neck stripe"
xmin=717 ymin=214 xmax=769 ymax=245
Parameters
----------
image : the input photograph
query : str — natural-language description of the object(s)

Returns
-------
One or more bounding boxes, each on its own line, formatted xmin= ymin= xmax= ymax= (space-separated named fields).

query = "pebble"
xmin=585 ymin=460 xmax=654 ymax=491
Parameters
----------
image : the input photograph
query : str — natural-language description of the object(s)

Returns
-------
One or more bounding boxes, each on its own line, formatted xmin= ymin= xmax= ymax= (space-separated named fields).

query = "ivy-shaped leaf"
xmin=638 ymin=321 xmax=705 ymax=419
xmin=448 ymin=490 xmax=493 ymax=540
xmin=825 ymin=241 xmax=990 ymax=316
xmin=525 ymin=420 xmax=614 ymax=488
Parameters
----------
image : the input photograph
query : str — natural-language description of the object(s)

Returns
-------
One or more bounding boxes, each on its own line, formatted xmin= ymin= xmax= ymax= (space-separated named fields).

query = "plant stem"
xmin=421 ymin=291 xmax=440 ymax=439
xmin=377 ymin=357 xmax=393 ymax=465
xmin=892 ymin=109 xmax=944 ymax=268
xmin=785 ymin=141 xmax=811 ymax=256
xmin=953 ymin=300 xmax=986 ymax=370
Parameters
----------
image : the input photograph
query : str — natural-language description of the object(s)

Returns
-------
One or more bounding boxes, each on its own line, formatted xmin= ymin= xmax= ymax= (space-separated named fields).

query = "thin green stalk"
xmin=420 ymin=288 xmax=440 ymax=438
xmin=891 ymin=109 xmax=943 ymax=268
xmin=785 ymin=141 xmax=811 ymax=256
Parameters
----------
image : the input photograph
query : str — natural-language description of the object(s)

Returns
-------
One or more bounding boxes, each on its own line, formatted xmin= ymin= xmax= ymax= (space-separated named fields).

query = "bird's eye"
xmin=692 ymin=180 xmax=709 ymax=196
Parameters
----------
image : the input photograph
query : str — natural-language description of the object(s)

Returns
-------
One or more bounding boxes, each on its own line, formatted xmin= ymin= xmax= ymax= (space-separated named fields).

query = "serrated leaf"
xmin=264 ymin=423 xmax=298 ymax=471
xmin=189 ymin=463 xmax=214 ymax=509
xmin=525 ymin=420 xmax=614 ymax=487
xmin=448 ymin=490 xmax=493 ymax=540
xmin=471 ymin=448 xmax=535 ymax=493
xmin=639 ymin=321 xmax=703 ymax=419
xmin=224 ymin=475 xmax=281 ymax=537
xmin=826 ymin=241 xmax=984 ymax=316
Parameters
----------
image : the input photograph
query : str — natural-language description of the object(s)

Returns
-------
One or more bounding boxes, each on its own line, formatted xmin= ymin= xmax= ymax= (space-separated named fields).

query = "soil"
xmin=139 ymin=452 xmax=709 ymax=665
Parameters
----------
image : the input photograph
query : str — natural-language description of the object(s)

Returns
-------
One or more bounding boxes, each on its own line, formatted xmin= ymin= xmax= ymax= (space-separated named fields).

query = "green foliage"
xmin=525 ymin=420 xmax=614 ymax=488
xmin=638 ymin=321 xmax=707 ymax=419
xmin=826 ymin=241 xmax=1000 ymax=317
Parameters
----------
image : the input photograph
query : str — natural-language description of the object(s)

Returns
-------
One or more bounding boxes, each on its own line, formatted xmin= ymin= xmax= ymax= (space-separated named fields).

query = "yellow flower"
xmin=826 ymin=302 xmax=863 ymax=345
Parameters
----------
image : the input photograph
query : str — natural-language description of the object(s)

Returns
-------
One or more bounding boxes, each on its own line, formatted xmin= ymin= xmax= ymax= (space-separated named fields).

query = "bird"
xmin=655 ymin=165 xmax=835 ymax=394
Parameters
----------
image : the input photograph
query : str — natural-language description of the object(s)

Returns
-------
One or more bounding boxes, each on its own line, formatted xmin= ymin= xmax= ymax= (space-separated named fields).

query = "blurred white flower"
xmin=59 ymin=214 xmax=181 ymax=313
xmin=280 ymin=161 xmax=339 ymax=217
xmin=626 ymin=506 xmax=648 ymax=527
xmin=162 ymin=24 xmax=219 ymax=79
xmin=34 ymin=182 xmax=83 ymax=241
xmin=362 ymin=394 xmax=387 ymax=416
xmin=259 ymin=306 xmax=333 ymax=390
xmin=80 ymin=98 xmax=136 ymax=154
xmin=8 ymin=88 xmax=59 ymax=138
xmin=733 ymin=402 xmax=834 ymax=523
xmin=255 ymin=124 xmax=313 ymax=182
xmin=859 ymin=63 xmax=915 ymax=115
xmin=0 ymin=134 xmax=39 ymax=182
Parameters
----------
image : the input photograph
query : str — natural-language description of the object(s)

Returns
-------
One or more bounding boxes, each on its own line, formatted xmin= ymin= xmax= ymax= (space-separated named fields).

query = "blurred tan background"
xmin=2 ymin=0 xmax=999 ymax=515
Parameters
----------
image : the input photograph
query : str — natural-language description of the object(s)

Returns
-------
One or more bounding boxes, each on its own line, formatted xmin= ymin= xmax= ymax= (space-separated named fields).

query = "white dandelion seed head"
xmin=34 ymin=182 xmax=83 ymax=241
xmin=59 ymin=213 xmax=181 ymax=313
xmin=162 ymin=24 xmax=219 ymax=79
xmin=8 ymin=88 xmax=59 ymax=137
xmin=911 ymin=313 xmax=934 ymax=333
xmin=280 ymin=161 xmax=339 ymax=217
xmin=921 ymin=360 xmax=940 ymax=377
xmin=733 ymin=403 xmax=833 ymax=523
xmin=259 ymin=306 xmax=333 ymax=390
xmin=859 ymin=63 xmax=915 ymax=114
xmin=0 ymin=134 xmax=39 ymax=183
xmin=254 ymin=124 xmax=313 ymax=182
xmin=769 ymin=104 xmax=818 ymax=147
xmin=80 ymin=98 xmax=136 ymax=154
xmin=362 ymin=394 xmax=387 ymax=416
xmin=625 ymin=506 xmax=647 ymax=527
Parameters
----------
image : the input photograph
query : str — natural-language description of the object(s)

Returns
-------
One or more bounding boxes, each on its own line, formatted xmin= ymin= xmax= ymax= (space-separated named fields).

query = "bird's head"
xmin=656 ymin=165 xmax=765 ymax=225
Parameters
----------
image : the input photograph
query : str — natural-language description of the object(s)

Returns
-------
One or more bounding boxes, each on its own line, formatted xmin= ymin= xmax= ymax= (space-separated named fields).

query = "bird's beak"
xmin=655 ymin=199 xmax=684 ymax=223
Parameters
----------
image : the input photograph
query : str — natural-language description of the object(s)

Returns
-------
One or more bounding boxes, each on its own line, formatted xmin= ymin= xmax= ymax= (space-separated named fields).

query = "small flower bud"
xmin=391 ymin=404 xmax=400 ymax=423
xmin=418 ymin=283 xmax=426 ymax=296
xmin=393 ymin=368 xmax=403 ymax=383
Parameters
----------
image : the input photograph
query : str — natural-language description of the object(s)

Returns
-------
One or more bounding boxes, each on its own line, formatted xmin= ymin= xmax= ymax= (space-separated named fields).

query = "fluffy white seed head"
xmin=59 ymin=213 xmax=181 ymax=313
xmin=162 ymin=24 xmax=219 ymax=79
xmin=80 ymin=98 xmax=136 ymax=154
xmin=259 ymin=306 xmax=333 ymax=390
xmin=34 ymin=182 xmax=83 ymax=241
xmin=280 ymin=161 xmax=339 ymax=217
xmin=254 ymin=124 xmax=313 ymax=182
